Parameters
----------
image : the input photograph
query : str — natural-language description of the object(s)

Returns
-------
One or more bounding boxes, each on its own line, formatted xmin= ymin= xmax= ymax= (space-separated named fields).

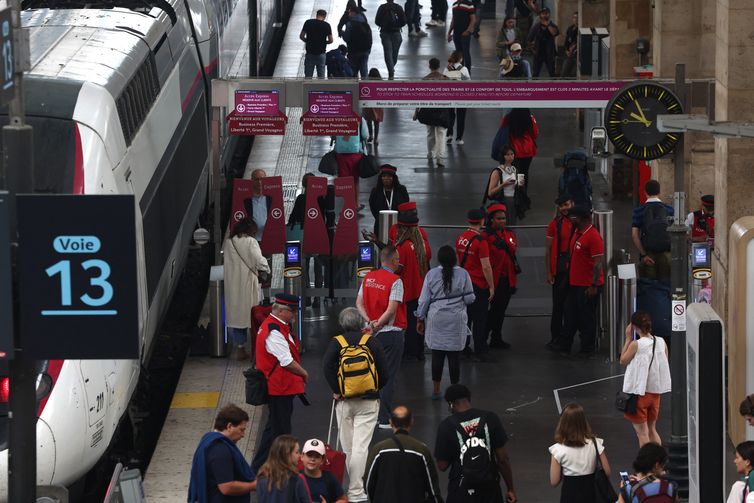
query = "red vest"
xmin=362 ymin=268 xmax=407 ymax=329
xmin=396 ymin=239 xmax=424 ymax=302
xmin=255 ymin=315 xmax=305 ymax=396
xmin=691 ymin=210 xmax=714 ymax=243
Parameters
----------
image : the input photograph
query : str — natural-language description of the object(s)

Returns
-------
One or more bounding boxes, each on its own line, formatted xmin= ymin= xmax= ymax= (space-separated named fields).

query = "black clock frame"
xmin=604 ymin=82 xmax=684 ymax=161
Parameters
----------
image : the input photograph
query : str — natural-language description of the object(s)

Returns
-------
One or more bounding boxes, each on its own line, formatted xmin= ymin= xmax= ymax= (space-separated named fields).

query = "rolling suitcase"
xmin=250 ymin=303 xmax=273 ymax=355
xmin=298 ymin=400 xmax=347 ymax=484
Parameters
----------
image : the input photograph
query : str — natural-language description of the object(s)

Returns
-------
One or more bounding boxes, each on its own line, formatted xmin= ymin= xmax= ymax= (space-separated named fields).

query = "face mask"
xmin=511 ymin=54 xmax=521 ymax=61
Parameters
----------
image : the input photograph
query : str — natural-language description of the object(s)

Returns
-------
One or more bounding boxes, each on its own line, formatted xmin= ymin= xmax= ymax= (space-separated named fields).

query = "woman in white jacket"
xmin=223 ymin=217 xmax=270 ymax=360
xmin=620 ymin=311 xmax=672 ymax=447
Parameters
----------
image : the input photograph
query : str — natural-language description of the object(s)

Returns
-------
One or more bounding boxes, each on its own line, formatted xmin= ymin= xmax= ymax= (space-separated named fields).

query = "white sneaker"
xmin=456 ymin=138 xmax=464 ymax=145
xmin=436 ymin=20 xmax=446 ymax=26
xmin=425 ymin=19 xmax=438 ymax=26
xmin=409 ymin=31 xmax=418 ymax=37
xmin=417 ymin=29 xmax=428 ymax=37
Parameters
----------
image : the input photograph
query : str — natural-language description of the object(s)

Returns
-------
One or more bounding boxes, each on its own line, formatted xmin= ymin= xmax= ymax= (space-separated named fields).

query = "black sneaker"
xmin=489 ymin=340 xmax=511 ymax=350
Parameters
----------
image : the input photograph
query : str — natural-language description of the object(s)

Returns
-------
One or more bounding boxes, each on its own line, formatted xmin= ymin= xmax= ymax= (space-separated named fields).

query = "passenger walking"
xmin=299 ymin=439 xmax=347 ymax=503
xmin=443 ymin=51 xmax=470 ymax=145
xmin=394 ymin=212 xmax=430 ymax=362
xmin=526 ymin=6 xmax=559 ymax=77
xmin=447 ymin=0 xmax=476 ymax=71
xmin=338 ymin=0 xmax=365 ymax=37
xmin=250 ymin=294 xmax=309 ymax=472
xmin=343 ymin=4 xmax=372 ymax=78
xmin=416 ymin=245 xmax=475 ymax=399
xmin=435 ymin=384 xmax=517 ymax=503
xmin=619 ymin=311 xmax=671 ymax=447
xmin=222 ymin=217 xmax=270 ymax=361
xmin=502 ymin=108 xmax=538 ymax=207
xmin=405 ymin=0 xmax=428 ymax=37
xmin=557 ymin=205 xmax=603 ymax=357
xmin=486 ymin=144 xmax=519 ymax=226
xmin=187 ymin=404 xmax=255 ymax=503
xmin=617 ymin=443 xmax=678 ymax=502
xmin=498 ymin=43 xmax=532 ymax=80
xmin=741 ymin=394 xmax=754 ymax=428
xmin=322 ymin=307 xmax=389 ymax=503
xmin=364 ymin=406 xmax=443 ymax=502
xmin=334 ymin=115 xmax=368 ymax=209
xmin=727 ymin=441 xmax=754 ymax=503
xmin=356 ymin=245 xmax=406 ymax=428
xmin=416 ymin=57 xmax=449 ymax=166
xmin=375 ymin=0 xmax=407 ymax=79
xmin=367 ymin=164 xmax=410 ymax=236
xmin=363 ymin=68 xmax=385 ymax=144
xmin=560 ymin=12 xmax=578 ymax=78
xmin=300 ymin=9 xmax=333 ymax=79
xmin=548 ymin=403 xmax=612 ymax=503
xmin=496 ymin=16 xmax=521 ymax=59
xmin=484 ymin=203 xmax=518 ymax=350
xmin=455 ymin=209 xmax=495 ymax=361
xmin=426 ymin=0 xmax=447 ymax=26
xmin=243 ymin=168 xmax=269 ymax=242
xmin=545 ymin=195 xmax=574 ymax=348
xmin=632 ymin=179 xmax=674 ymax=282
xmin=256 ymin=435 xmax=310 ymax=503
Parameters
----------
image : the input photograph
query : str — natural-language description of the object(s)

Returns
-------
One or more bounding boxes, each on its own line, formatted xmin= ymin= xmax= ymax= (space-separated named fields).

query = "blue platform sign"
xmin=0 ymin=8 xmax=14 ymax=106
xmin=0 ymin=192 xmax=12 ymax=359
xmin=16 ymin=195 xmax=139 ymax=359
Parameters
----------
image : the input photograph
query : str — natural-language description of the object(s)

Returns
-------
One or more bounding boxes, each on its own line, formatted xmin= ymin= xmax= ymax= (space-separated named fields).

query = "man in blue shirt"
xmin=244 ymin=169 xmax=268 ymax=243
xmin=631 ymin=179 xmax=674 ymax=281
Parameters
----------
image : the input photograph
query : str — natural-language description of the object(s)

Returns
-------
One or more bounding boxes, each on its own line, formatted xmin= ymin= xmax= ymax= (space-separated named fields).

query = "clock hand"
xmin=629 ymin=112 xmax=652 ymax=127
xmin=633 ymin=101 xmax=651 ymax=126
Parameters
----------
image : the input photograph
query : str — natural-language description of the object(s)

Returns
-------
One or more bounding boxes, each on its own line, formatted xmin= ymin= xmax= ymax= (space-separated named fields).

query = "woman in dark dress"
xmin=368 ymin=164 xmax=410 ymax=235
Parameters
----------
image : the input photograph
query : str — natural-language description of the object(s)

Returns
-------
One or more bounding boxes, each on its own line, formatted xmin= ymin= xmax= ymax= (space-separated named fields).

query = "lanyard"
xmin=384 ymin=188 xmax=394 ymax=209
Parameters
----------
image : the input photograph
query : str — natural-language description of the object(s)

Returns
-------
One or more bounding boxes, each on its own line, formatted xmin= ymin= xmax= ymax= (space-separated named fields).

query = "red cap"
xmin=486 ymin=203 xmax=507 ymax=214
xmin=397 ymin=202 xmax=417 ymax=212
xmin=380 ymin=164 xmax=398 ymax=174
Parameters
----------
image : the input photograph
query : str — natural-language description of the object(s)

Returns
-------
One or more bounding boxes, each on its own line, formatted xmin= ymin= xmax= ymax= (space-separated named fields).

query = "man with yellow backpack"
xmin=323 ymin=307 xmax=390 ymax=503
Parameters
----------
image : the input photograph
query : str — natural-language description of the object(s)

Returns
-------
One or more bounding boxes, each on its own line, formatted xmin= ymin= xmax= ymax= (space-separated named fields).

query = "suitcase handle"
xmin=327 ymin=399 xmax=340 ymax=450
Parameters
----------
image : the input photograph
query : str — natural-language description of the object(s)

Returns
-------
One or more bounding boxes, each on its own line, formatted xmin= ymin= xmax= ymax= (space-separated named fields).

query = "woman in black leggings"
xmin=416 ymin=246 xmax=476 ymax=400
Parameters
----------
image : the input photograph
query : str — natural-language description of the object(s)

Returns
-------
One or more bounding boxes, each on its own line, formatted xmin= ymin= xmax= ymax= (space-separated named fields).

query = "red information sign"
xmin=260 ymin=176 xmax=286 ymax=255
xmin=302 ymin=115 xmax=359 ymax=136
xmin=235 ymin=90 xmax=280 ymax=115
xmin=228 ymin=114 xmax=287 ymax=135
xmin=332 ymin=177 xmax=358 ymax=257
xmin=307 ymin=91 xmax=353 ymax=116
xmin=302 ymin=177 xmax=330 ymax=255
xmin=230 ymin=178 xmax=255 ymax=229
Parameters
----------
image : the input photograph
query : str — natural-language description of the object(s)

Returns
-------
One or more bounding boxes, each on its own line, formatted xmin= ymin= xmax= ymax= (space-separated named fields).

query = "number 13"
xmin=46 ymin=259 xmax=114 ymax=307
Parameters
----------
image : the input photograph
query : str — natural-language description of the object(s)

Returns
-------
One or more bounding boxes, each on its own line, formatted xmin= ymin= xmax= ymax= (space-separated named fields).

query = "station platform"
xmin=143 ymin=0 xmax=679 ymax=499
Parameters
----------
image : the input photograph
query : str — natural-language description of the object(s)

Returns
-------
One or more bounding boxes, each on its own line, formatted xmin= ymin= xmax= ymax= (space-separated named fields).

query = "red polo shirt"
xmin=455 ymin=229 xmax=490 ymax=289
xmin=484 ymin=228 xmax=518 ymax=288
xmin=395 ymin=239 xmax=424 ymax=301
xmin=568 ymin=225 xmax=604 ymax=287
xmin=546 ymin=215 xmax=574 ymax=276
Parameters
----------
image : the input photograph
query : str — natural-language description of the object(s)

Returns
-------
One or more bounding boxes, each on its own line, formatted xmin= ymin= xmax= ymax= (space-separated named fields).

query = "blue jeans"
xmin=304 ymin=53 xmax=326 ymax=78
xmin=230 ymin=327 xmax=248 ymax=345
xmin=452 ymin=32 xmax=472 ymax=71
xmin=376 ymin=330 xmax=404 ymax=423
xmin=380 ymin=31 xmax=403 ymax=76
xmin=405 ymin=0 xmax=421 ymax=32
xmin=348 ymin=52 xmax=370 ymax=79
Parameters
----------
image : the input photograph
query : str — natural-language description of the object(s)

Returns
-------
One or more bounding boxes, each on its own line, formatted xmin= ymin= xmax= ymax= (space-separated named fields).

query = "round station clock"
xmin=604 ymin=82 xmax=684 ymax=160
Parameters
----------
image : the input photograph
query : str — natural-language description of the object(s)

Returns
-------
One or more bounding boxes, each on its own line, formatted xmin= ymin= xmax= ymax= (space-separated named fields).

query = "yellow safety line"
xmin=170 ymin=391 xmax=221 ymax=409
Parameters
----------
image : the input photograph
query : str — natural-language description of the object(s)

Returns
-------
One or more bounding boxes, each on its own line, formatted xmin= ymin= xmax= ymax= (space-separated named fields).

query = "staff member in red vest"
xmin=356 ymin=244 xmax=407 ymax=428
xmin=685 ymin=194 xmax=714 ymax=245
xmin=250 ymin=293 xmax=308 ymax=472
xmin=483 ymin=203 xmax=519 ymax=350
xmin=455 ymin=208 xmax=495 ymax=361
xmin=557 ymin=205 xmax=604 ymax=358
xmin=545 ymin=194 xmax=574 ymax=349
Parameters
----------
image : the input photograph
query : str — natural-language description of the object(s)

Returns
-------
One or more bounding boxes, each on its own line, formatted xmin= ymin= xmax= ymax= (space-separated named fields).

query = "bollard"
xmin=594 ymin=210 xmax=613 ymax=347
xmin=378 ymin=210 xmax=398 ymax=245
xmin=607 ymin=275 xmax=618 ymax=361
xmin=209 ymin=265 xmax=225 ymax=357
xmin=618 ymin=264 xmax=637 ymax=349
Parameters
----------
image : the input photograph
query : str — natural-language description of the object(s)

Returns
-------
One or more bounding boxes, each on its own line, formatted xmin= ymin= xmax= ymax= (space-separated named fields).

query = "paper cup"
xmin=517 ymin=174 xmax=525 ymax=186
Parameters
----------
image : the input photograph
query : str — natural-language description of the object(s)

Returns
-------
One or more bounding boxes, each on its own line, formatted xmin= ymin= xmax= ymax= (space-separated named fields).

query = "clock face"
xmin=605 ymin=83 xmax=683 ymax=160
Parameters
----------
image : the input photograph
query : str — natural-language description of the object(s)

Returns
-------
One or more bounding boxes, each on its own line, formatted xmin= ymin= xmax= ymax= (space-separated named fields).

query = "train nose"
xmin=0 ymin=418 xmax=56 ymax=502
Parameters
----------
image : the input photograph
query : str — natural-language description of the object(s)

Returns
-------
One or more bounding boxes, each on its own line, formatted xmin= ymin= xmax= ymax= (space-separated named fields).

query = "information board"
xmin=234 ymin=90 xmax=280 ymax=116
xmin=302 ymin=90 xmax=359 ymax=136
xmin=16 ymin=195 xmax=139 ymax=359
xmin=0 ymin=192 xmax=12 ymax=359
xmin=228 ymin=89 xmax=287 ymax=135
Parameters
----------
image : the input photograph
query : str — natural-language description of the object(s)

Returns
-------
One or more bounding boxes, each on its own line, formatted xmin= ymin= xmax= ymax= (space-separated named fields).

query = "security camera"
xmin=590 ymin=127 xmax=608 ymax=157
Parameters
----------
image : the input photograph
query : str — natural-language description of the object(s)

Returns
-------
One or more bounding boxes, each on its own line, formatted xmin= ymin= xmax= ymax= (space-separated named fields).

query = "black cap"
xmin=540 ymin=6 xmax=551 ymax=12
xmin=569 ymin=205 xmax=592 ymax=219
xmin=467 ymin=208 xmax=486 ymax=223
xmin=555 ymin=194 xmax=573 ymax=205
xmin=275 ymin=293 xmax=300 ymax=308
xmin=701 ymin=194 xmax=714 ymax=207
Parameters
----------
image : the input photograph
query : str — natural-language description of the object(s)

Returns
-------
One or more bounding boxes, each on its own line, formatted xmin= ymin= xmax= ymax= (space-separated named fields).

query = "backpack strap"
xmin=460 ymin=234 xmax=483 ymax=268
xmin=625 ymin=475 xmax=658 ymax=501
xmin=335 ymin=334 xmax=348 ymax=348
xmin=392 ymin=433 xmax=406 ymax=453
xmin=358 ymin=334 xmax=371 ymax=346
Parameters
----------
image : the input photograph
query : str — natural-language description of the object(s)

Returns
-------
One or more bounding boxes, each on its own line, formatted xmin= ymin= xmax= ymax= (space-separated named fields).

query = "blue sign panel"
xmin=0 ymin=192 xmax=12 ymax=359
xmin=0 ymin=8 xmax=14 ymax=106
xmin=16 ymin=195 xmax=139 ymax=359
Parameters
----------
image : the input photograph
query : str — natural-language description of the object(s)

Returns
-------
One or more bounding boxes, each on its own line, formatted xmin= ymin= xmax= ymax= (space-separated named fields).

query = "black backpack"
xmin=452 ymin=415 xmax=496 ymax=490
xmin=558 ymin=150 xmax=592 ymax=209
xmin=641 ymin=203 xmax=671 ymax=252
xmin=383 ymin=3 xmax=406 ymax=30
xmin=348 ymin=20 xmax=373 ymax=52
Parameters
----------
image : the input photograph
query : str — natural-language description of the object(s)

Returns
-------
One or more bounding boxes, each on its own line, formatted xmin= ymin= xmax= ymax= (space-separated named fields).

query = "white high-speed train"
xmin=0 ymin=0 xmax=279 ymax=496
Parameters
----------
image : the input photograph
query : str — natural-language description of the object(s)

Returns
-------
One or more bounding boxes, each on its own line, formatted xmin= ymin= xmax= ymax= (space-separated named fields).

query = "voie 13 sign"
xmin=16 ymin=195 xmax=139 ymax=359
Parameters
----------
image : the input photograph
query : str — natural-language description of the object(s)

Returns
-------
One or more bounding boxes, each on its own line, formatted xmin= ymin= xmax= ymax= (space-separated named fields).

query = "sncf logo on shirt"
xmin=575 ymin=241 xmax=583 ymax=250
xmin=364 ymin=278 xmax=386 ymax=290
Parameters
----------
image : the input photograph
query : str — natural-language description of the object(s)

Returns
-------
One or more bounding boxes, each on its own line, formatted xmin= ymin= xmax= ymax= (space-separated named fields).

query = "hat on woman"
xmin=499 ymin=57 xmax=515 ymax=75
xmin=380 ymin=164 xmax=398 ymax=175
xmin=486 ymin=203 xmax=507 ymax=215
xmin=397 ymin=201 xmax=417 ymax=212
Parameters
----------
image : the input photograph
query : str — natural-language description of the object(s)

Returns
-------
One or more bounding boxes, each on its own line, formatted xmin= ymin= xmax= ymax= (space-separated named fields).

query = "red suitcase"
xmin=250 ymin=304 xmax=272 ymax=356
xmin=298 ymin=400 xmax=347 ymax=484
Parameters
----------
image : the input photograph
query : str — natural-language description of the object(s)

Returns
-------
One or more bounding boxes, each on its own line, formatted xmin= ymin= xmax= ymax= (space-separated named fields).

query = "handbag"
xmin=318 ymin=150 xmax=338 ymax=175
xmin=358 ymin=153 xmax=379 ymax=178
xmin=616 ymin=336 xmax=657 ymax=414
xmin=229 ymin=237 xmax=270 ymax=284
xmin=490 ymin=122 xmax=510 ymax=161
xmin=243 ymin=361 xmax=278 ymax=406
xmin=593 ymin=440 xmax=618 ymax=503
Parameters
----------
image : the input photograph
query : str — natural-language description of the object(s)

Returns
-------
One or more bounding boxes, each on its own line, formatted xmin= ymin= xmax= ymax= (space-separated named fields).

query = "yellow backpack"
xmin=335 ymin=334 xmax=379 ymax=398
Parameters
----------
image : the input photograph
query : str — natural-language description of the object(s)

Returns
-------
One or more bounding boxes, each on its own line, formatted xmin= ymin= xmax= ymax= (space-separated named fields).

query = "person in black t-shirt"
xmin=526 ymin=6 xmax=559 ymax=77
xmin=447 ymin=0 xmax=476 ymax=71
xmin=300 ymin=439 xmax=347 ymax=502
xmin=434 ymin=384 xmax=517 ymax=503
xmin=300 ymin=10 xmax=334 ymax=78
xmin=560 ymin=12 xmax=578 ymax=78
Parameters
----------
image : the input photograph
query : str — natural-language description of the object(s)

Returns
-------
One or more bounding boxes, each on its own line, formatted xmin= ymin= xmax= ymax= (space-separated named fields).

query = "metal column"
xmin=378 ymin=210 xmax=397 ymax=245
xmin=618 ymin=275 xmax=637 ymax=341
xmin=209 ymin=265 xmax=225 ymax=357
xmin=607 ymin=275 xmax=619 ymax=361
xmin=594 ymin=210 xmax=613 ymax=350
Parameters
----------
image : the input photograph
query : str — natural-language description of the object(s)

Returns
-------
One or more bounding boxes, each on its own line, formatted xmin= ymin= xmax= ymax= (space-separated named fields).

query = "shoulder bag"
xmin=244 ymin=361 xmax=279 ymax=406
xmin=358 ymin=152 xmax=380 ymax=178
xmin=318 ymin=150 xmax=338 ymax=175
xmin=230 ymin=236 xmax=270 ymax=284
xmin=492 ymin=232 xmax=522 ymax=274
xmin=592 ymin=439 xmax=618 ymax=503
xmin=616 ymin=336 xmax=657 ymax=414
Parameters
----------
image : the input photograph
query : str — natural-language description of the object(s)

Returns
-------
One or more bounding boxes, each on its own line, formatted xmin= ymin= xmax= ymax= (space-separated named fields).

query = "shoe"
xmin=409 ymin=31 xmax=418 ymax=37
xmin=417 ymin=30 xmax=428 ymax=37
xmin=473 ymin=31 xmax=480 ymax=38
xmin=427 ymin=153 xmax=433 ymax=159
xmin=558 ymin=350 xmax=571 ymax=358
xmin=576 ymin=352 xmax=596 ymax=360
xmin=367 ymin=136 xmax=373 ymax=143
xmin=378 ymin=423 xmax=392 ymax=429
xmin=388 ymin=72 xmax=395 ymax=80
xmin=431 ymin=392 xmax=442 ymax=401
xmin=436 ymin=159 xmax=445 ymax=167
xmin=489 ymin=339 xmax=511 ymax=350
xmin=446 ymin=137 xmax=453 ymax=144
xmin=456 ymin=138 xmax=464 ymax=145
xmin=545 ymin=340 xmax=559 ymax=352
xmin=232 ymin=346 xmax=249 ymax=361
xmin=357 ymin=204 xmax=366 ymax=211
xmin=436 ymin=20 xmax=445 ymax=26
xmin=425 ymin=19 xmax=438 ymax=26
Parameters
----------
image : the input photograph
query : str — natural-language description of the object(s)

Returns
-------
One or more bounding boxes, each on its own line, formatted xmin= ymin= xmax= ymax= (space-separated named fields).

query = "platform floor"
xmin=141 ymin=0 xmax=714 ymax=498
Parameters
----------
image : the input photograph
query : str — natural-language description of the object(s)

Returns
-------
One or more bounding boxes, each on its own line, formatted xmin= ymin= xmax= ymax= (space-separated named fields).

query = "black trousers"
xmin=532 ymin=47 xmax=557 ymax=78
xmin=513 ymin=156 xmax=533 ymax=202
xmin=467 ymin=284 xmax=490 ymax=354
xmin=550 ymin=270 xmax=569 ymax=342
xmin=448 ymin=108 xmax=467 ymax=140
xmin=486 ymin=278 xmax=513 ymax=343
xmin=251 ymin=395 xmax=294 ymax=470
xmin=431 ymin=349 xmax=461 ymax=383
xmin=559 ymin=286 xmax=600 ymax=353
xmin=431 ymin=0 xmax=448 ymax=20
xmin=403 ymin=299 xmax=422 ymax=357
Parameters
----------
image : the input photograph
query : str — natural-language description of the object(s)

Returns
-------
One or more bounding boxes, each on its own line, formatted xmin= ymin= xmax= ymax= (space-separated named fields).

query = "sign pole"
xmin=667 ymin=63 xmax=689 ymax=496
xmin=1 ymin=0 xmax=37 ymax=499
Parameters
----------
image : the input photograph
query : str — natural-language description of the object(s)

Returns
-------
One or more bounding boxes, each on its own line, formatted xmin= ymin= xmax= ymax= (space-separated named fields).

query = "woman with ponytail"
xmin=416 ymin=245 xmax=475 ymax=400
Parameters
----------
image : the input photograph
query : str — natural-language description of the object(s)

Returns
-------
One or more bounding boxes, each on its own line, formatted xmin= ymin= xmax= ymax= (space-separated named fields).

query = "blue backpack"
xmin=558 ymin=149 xmax=592 ymax=208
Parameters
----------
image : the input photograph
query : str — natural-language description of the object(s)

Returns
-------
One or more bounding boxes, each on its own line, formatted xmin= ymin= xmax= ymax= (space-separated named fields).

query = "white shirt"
xmin=442 ymin=64 xmax=471 ymax=81
xmin=357 ymin=277 xmax=405 ymax=333
xmin=548 ymin=438 xmax=604 ymax=476
xmin=498 ymin=165 xmax=517 ymax=197
xmin=264 ymin=314 xmax=294 ymax=366
xmin=251 ymin=195 xmax=268 ymax=241
xmin=623 ymin=335 xmax=672 ymax=395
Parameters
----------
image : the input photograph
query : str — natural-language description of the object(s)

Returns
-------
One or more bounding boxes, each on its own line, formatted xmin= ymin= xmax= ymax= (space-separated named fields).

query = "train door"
xmin=125 ymin=168 xmax=150 ymax=357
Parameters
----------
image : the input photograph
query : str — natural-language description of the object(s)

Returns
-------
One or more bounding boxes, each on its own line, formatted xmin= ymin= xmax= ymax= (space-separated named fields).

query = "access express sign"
xmin=17 ymin=195 xmax=139 ymax=359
